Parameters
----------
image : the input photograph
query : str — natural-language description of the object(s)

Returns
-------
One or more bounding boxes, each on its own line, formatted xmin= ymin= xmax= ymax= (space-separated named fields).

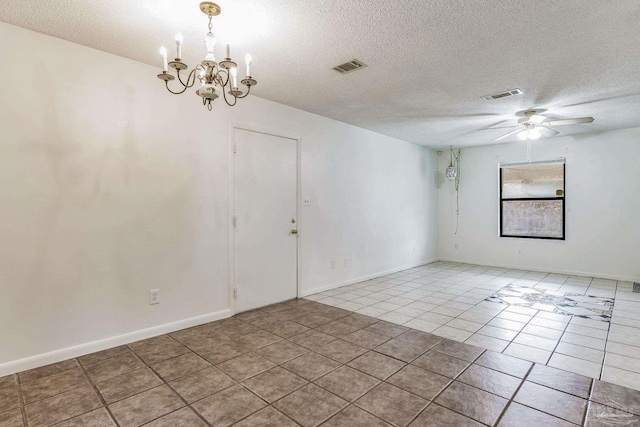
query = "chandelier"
xmin=156 ymin=2 xmax=257 ymax=110
xmin=446 ymin=146 xmax=460 ymax=181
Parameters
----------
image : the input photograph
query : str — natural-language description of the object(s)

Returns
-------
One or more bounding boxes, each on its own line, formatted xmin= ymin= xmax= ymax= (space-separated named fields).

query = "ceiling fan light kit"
xmin=156 ymin=2 xmax=258 ymax=111
xmin=517 ymin=125 xmax=541 ymax=140
xmin=492 ymin=111 xmax=594 ymax=142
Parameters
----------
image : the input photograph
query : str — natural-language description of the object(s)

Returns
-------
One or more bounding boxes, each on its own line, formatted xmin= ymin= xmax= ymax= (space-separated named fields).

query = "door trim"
xmin=228 ymin=122 xmax=301 ymax=315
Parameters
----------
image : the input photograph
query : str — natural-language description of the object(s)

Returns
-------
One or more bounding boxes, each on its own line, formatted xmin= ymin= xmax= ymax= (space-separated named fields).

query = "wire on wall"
xmin=446 ymin=146 xmax=461 ymax=234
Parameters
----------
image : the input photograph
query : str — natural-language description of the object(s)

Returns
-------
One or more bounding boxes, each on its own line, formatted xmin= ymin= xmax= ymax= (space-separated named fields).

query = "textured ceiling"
xmin=1 ymin=0 xmax=639 ymax=148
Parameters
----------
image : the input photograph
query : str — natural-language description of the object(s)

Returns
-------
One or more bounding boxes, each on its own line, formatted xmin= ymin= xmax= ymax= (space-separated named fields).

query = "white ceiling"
xmin=1 ymin=0 xmax=639 ymax=148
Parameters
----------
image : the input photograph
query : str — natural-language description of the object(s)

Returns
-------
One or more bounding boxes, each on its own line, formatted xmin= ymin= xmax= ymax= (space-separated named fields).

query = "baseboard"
xmin=437 ymin=257 xmax=640 ymax=283
xmin=299 ymin=257 xmax=440 ymax=297
xmin=0 ymin=309 xmax=232 ymax=377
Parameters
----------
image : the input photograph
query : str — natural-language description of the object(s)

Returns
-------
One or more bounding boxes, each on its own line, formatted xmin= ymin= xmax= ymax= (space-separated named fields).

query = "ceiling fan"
xmin=491 ymin=111 xmax=594 ymax=142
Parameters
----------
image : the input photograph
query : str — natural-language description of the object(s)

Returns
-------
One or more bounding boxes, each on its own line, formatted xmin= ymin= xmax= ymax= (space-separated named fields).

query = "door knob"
xmin=291 ymin=229 xmax=298 ymax=234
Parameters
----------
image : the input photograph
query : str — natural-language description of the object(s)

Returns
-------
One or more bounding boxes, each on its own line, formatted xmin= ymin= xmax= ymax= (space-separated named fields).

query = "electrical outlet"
xmin=517 ymin=248 xmax=523 ymax=254
xmin=303 ymin=197 xmax=311 ymax=207
xmin=331 ymin=260 xmax=335 ymax=270
xmin=149 ymin=289 xmax=160 ymax=305
xmin=454 ymin=243 xmax=459 ymax=250
xmin=344 ymin=258 xmax=350 ymax=267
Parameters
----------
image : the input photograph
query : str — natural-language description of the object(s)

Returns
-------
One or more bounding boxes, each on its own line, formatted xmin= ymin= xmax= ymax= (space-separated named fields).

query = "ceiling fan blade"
xmin=480 ymin=125 xmax=519 ymax=131
xmin=493 ymin=128 xmax=523 ymax=142
xmin=539 ymin=125 xmax=560 ymax=137
xmin=545 ymin=117 xmax=594 ymax=126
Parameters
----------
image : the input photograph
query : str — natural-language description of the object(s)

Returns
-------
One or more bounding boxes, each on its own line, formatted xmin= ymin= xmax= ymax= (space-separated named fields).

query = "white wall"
xmin=439 ymin=127 xmax=640 ymax=282
xmin=0 ymin=23 xmax=438 ymax=373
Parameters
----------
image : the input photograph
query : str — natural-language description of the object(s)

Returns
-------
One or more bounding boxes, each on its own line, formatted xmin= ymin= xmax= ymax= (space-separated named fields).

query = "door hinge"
xmin=233 ymin=143 xmax=237 ymax=153
xmin=233 ymin=288 xmax=237 ymax=300
xmin=233 ymin=215 xmax=237 ymax=227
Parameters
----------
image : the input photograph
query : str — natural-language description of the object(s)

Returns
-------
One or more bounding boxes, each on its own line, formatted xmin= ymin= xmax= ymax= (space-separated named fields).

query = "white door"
xmin=233 ymin=128 xmax=298 ymax=313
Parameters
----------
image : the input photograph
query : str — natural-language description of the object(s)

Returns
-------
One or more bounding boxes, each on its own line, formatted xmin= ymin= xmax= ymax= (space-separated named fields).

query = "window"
xmin=500 ymin=160 xmax=565 ymax=240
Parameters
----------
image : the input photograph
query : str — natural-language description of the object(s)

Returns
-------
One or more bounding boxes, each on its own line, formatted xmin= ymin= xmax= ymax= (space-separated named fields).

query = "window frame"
xmin=499 ymin=161 xmax=566 ymax=241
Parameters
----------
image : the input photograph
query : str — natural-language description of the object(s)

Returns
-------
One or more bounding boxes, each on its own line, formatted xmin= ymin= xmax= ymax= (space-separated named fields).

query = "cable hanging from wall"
xmin=446 ymin=146 xmax=461 ymax=234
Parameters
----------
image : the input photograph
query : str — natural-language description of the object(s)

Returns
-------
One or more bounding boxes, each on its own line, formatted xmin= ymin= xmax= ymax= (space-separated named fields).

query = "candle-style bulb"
xmin=230 ymin=67 xmax=238 ymax=88
xmin=175 ymin=33 xmax=183 ymax=59
xmin=159 ymin=46 xmax=168 ymax=72
xmin=226 ymin=44 xmax=230 ymax=59
xmin=245 ymin=53 xmax=252 ymax=76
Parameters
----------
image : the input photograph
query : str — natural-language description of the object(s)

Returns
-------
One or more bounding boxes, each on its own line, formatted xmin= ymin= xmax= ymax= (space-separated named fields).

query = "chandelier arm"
xmin=176 ymin=68 xmax=199 ymax=89
xmin=217 ymin=68 xmax=230 ymax=88
xmin=164 ymin=79 xmax=190 ymax=95
xmin=236 ymin=84 xmax=251 ymax=99
xmin=221 ymin=84 xmax=237 ymax=106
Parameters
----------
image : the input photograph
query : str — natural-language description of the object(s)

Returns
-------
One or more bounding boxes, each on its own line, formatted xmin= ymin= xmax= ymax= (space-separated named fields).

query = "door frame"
xmin=228 ymin=122 xmax=301 ymax=315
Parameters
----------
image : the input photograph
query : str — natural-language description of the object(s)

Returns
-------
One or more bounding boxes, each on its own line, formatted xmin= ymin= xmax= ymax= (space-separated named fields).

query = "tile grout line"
xmin=492 ymin=362 xmax=536 ymax=426
xmin=317 ymin=402 xmax=388 ymax=427
xmin=117 ymin=328 xmax=286 ymax=426
xmin=80 ymin=341 xmax=221 ymax=427
xmin=402 ymin=348 xmax=489 ymax=426
xmin=144 ymin=363 xmax=215 ymax=427
xmin=15 ymin=360 xmax=122 ymax=426
xmin=15 ymin=373 xmax=29 ymax=427
xmin=604 ymin=282 xmax=616 ymax=383
xmin=182 ymin=309 xmax=371 ymax=425
xmin=487 ymin=301 xmax=546 ymax=363
xmin=581 ymin=379 xmax=597 ymax=427
xmin=76 ymin=357 xmax=122 ymax=427
xmin=118 ymin=324 xmax=296 ymax=426
xmin=540 ymin=313 xmax=571 ymax=368
xmin=317 ymin=340 xmax=480 ymax=427
xmin=263 ymin=314 xmax=457 ymax=425
xmin=598 ymin=312 xmax=613 ymax=381
xmin=461 ymin=301 xmax=518 ymax=349
xmin=242 ymin=311 xmax=393 ymax=426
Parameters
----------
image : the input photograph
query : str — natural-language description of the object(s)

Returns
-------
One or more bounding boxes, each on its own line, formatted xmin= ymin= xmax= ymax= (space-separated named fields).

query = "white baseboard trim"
xmin=0 ymin=309 xmax=232 ymax=377
xmin=438 ymin=257 xmax=640 ymax=283
xmin=299 ymin=258 xmax=440 ymax=297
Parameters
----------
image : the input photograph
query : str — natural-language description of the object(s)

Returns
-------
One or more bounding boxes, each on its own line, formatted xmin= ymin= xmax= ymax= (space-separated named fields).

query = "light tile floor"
xmin=306 ymin=261 xmax=640 ymax=391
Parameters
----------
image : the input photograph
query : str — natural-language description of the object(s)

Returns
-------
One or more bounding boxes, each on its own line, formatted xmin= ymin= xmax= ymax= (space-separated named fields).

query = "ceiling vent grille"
xmin=481 ymin=88 xmax=523 ymax=101
xmin=333 ymin=59 xmax=367 ymax=74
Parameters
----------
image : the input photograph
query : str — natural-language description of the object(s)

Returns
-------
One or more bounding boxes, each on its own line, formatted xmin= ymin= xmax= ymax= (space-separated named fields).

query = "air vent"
xmin=481 ymin=88 xmax=523 ymax=101
xmin=333 ymin=59 xmax=367 ymax=74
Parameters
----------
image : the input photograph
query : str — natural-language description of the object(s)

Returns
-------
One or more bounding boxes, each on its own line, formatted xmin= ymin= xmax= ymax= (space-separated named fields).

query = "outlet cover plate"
xmin=149 ymin=289 xmax=160 ymax=305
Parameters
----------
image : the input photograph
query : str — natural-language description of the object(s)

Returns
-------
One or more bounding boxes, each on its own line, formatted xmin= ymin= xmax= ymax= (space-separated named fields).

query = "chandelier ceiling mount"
xmin=199 ymin=2 xmax=221 ymax=16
